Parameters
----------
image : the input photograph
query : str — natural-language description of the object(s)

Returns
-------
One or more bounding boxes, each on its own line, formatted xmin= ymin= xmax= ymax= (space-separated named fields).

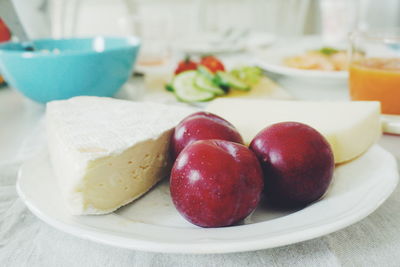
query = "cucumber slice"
xmin=165 ymin=83 xmax=174 ymax=92
xmin=173 ymin=71 xmax=215 ymax=102
xmin=197 ymin=65 xmax=215 ymax=80
xmin=194 ymin=74 xmax=225 ymax=95
xmin=213 ymin=75 xmax=229 ymax=92
xmin=197 ymin=66 xmax=226 ymax=94
xmin=216 ymin=71 xmax=250 ymax=91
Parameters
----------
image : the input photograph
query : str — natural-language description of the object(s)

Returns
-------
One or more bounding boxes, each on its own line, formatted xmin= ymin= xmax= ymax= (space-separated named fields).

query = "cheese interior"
xmin=206 ymin=99 xmax=381 ymax=163
xmin=78 ymin=130 xmax=172 ymax=212
xmin=46 ymin=96 xmax=195 ymax=215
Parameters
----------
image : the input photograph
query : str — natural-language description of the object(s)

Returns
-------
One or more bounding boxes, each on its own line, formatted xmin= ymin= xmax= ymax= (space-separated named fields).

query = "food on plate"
xmin=172 ymin=70 xmax=215 ymax=102
xmin=46 ymin=96 xmax=193 ymax=215
xmin=174 ymin=56 xmax=198 ymax=75
xmin=350 ymin=58 xmax=400 ymax=114
xmin=197 ymin=65 xmax=216 ymax=81
xmin=230 ymin=65 xmax=263 ymax=86
xmin=206 ymin=99 xmax=381 ymax=163
xmin=171 ymin=111 xmax=243 ymax=159
xmin=45 ymin=94 xmax=379 ymax=227
xmin=214 ymin=71 xmax=250 ymax=91
xmin=166 ymin=55 xmax=264 ymax=102
xmin=283 ymin=47 xmax=347 ymax=71
xmin=250 ymin=122 xmax=334 ymax=208
xmin=200 ymin=55 xmax=225 ymax=73
xmin=194 ymin=71 xmax=225 ymax=96
xmin=224 ymin=76 xmax=292 ymax=100
xmin=170 ymin=140 xmax=264 ymax=227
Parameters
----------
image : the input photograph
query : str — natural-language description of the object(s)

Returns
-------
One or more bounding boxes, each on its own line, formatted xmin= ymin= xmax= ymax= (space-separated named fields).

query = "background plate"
xmin=17 ymin=145 xmax=398 ymax=254
xmin=256 ymin=37 xmax=348 ymax=82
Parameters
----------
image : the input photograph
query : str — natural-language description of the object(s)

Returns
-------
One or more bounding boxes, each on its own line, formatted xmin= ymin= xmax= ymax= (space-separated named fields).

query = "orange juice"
xmin=349 ymin=58 xmax=400 ymax=114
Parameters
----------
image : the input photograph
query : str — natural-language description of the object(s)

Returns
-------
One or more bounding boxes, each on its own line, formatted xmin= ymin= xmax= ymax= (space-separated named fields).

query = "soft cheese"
xmin=206 ymin=99 xmax=381 ymax=163
xmin=46 ymin=96 xmax=194 ymax=215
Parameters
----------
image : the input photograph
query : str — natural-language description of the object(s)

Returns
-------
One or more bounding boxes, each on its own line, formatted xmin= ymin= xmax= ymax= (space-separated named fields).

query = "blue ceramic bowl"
xmin=0 ymin=37 xmax=140 ymax=103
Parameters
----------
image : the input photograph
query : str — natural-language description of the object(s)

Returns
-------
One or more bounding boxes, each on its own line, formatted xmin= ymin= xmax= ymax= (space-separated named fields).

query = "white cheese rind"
xmin=46 ymin=96 xmax=194 ymax=215
xmin=206 ymin=99 xmax=381 ymax=163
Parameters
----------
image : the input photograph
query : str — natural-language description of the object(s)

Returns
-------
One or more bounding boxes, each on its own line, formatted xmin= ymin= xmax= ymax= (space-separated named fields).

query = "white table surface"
xmin=1 ymin=83 xmax=400 ymax=267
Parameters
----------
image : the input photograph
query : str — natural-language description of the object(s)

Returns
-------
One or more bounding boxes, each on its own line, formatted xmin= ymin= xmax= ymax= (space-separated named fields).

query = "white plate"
xmin=382 ymin=114 xmax=400 ymax=135
xmin=256 ymin=37 xmax=348 ymax=82
xmin=17 ymin=145 xmax=398 ymax=254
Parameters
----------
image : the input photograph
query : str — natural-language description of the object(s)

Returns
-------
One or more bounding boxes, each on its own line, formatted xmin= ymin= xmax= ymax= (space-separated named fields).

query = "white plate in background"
xmin=17 ymin=145 xmax=398 ymax=254
xmin=256 ymin=37 xmax=348 ymax=83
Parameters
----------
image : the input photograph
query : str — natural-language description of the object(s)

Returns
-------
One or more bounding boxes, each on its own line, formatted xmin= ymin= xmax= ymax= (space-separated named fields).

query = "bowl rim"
xmin=0 ymin=36 xmax=141 ymax=58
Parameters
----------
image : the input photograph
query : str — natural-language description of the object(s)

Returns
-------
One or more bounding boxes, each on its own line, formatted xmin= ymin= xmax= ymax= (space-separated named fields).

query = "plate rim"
xmin=16 ymin=145 xmax=399 ymax=254
xmin=257 ymin=59 xmax=348 ymax=79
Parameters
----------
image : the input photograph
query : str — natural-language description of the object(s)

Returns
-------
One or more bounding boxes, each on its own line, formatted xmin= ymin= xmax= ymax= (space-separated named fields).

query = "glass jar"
xmin=349 ymin=29 xmax=400 ymax=115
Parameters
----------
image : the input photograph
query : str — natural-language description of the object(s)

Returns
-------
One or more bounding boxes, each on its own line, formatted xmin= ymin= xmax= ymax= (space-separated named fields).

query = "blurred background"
xmin=1 ymin=0 xmax=400 ymax=101
xmin=7 ymin=0 xmax=400 ymax=39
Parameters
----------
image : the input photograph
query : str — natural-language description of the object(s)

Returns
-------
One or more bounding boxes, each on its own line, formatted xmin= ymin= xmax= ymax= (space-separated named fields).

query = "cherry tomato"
xmin=175 ymin=56 xmax=198 ymax=75
xmin=200 ymin=55 xmax=225 ymax=73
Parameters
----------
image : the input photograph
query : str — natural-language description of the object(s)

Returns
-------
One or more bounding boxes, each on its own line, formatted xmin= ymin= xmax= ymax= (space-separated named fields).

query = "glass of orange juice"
xmin=349 ymin=30 xmax=400 ymax=115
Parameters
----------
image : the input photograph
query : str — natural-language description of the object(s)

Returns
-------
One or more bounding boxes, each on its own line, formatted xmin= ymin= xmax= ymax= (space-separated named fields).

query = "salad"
xmin=166 ymin=55 xmax=263 ymax=102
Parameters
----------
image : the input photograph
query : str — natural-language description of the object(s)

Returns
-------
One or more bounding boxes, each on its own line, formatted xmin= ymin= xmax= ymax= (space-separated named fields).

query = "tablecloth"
xmin=1 ymin=89 xmax=400 ymax=267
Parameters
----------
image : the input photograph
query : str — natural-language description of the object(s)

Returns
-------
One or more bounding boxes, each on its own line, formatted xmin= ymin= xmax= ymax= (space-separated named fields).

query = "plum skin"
xmin=170 ymin=112 xmax=243 ymax=160
xmin=170 ymin=139 xmax=264 ymax=227
xmin=250 ymin=122 xmax=335 ymax=208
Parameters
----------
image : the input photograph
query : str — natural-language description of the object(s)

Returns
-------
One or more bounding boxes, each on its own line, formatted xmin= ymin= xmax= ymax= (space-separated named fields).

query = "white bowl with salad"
xmin=256 ymin=37 xmax=348 ymax=83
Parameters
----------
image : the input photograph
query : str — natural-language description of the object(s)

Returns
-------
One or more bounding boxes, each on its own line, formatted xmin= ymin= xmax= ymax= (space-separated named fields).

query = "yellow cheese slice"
xmin=206 ymin=99 xmax=381 ymax=163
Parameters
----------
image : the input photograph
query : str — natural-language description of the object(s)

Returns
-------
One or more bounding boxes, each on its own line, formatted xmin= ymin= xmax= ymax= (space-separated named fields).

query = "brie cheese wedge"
xmin=46 ymin=96 xmax=194 ymax=215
